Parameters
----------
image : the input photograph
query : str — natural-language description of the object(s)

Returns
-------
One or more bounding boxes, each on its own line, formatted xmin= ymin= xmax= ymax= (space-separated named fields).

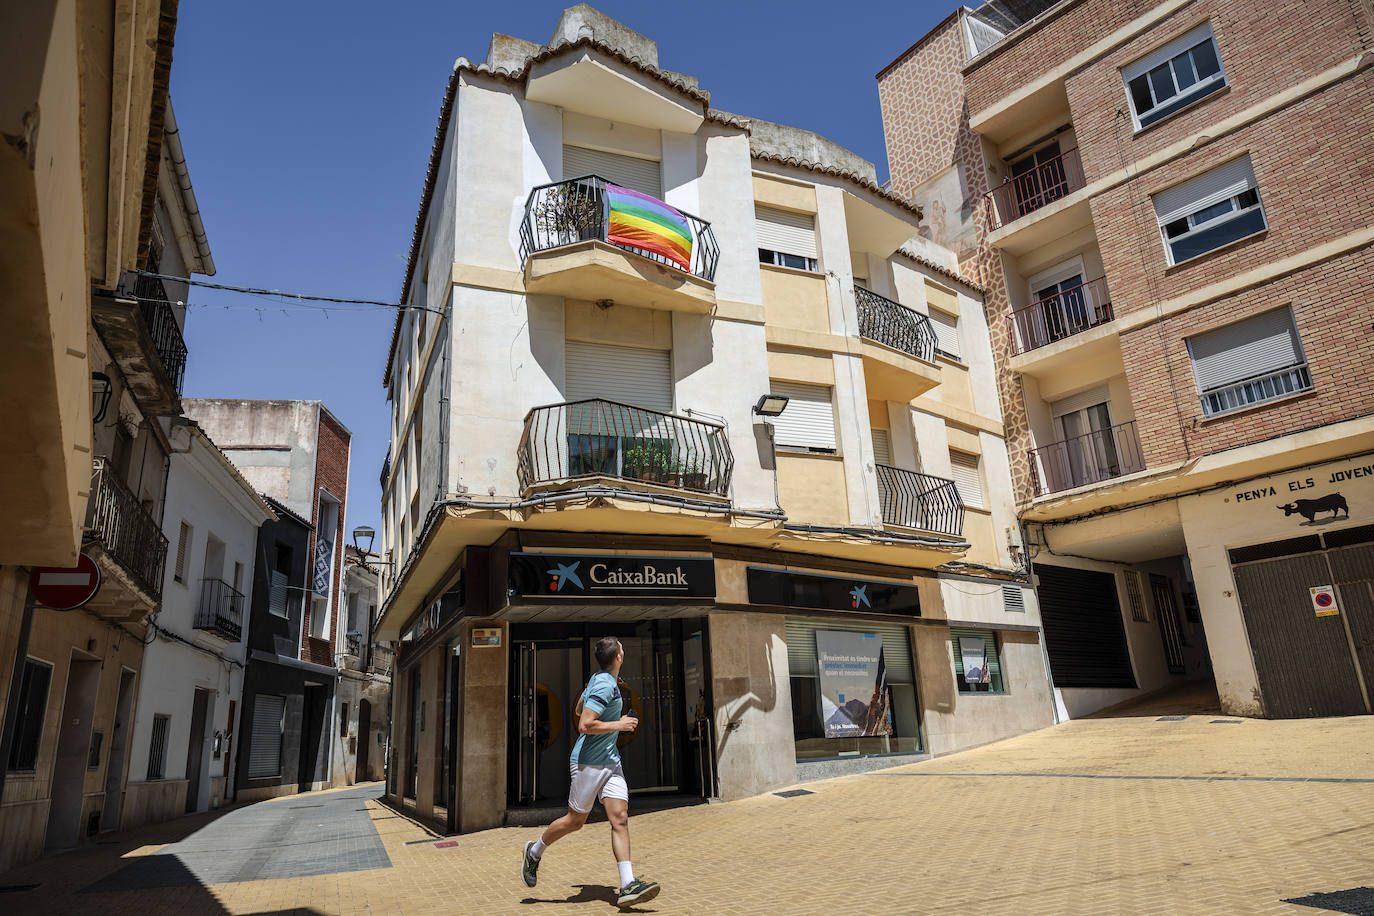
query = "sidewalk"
xmin=4 ymin=707 xmax=1373 ymax=915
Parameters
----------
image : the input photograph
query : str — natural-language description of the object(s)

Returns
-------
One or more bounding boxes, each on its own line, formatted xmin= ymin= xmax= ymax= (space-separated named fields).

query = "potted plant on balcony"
xmin=623 ymin=441 xmax=673 ymax=485
xmin=675 ymin=457 xmax=709 ymax=492
xmin=534 ymin=182 xmax=602 ymax=247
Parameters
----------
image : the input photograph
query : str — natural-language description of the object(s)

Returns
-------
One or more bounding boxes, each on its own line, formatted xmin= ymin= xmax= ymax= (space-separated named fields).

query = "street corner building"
xmin=372 ymin=5 xmax=1057 ymax=835
xmin=877 ymin=0 xmax=1374 ymax=720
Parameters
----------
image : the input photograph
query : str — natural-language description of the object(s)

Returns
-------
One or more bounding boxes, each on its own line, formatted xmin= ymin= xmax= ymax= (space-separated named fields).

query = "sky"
xmin=171 ymin=0 xmax=956 ymax=538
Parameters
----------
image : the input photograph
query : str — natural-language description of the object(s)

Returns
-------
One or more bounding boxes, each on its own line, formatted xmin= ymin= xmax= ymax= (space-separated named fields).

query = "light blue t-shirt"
xmin=571 ymin=671 xmax=622 ymax=767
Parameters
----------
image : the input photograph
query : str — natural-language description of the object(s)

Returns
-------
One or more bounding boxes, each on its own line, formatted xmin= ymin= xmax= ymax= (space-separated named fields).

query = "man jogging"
xmin=522 ymin=637 xmax=660 ymax=908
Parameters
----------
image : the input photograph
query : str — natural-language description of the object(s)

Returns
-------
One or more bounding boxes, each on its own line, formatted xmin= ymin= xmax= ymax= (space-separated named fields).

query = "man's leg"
xmin=522 ymin=807 xmax=588 ymax=887
xmin=603 ymin=795 xmax=659 ymax=906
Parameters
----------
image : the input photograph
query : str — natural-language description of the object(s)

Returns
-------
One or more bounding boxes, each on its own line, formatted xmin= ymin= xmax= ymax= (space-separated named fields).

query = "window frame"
xmin=1160 ymin=186 xmax=1265 ymax=265
xmin=6 ymin=658 xmax=53 ymax=772
xmin=758 ymin=247 xmax=818 ymax=273
xmin=147 ymin=713 xmax=171 ymax=780
xmin=1122 ymin=22 xmax=1228 ymax=131
xmin=951 ymin=628 xmax=1007 ymax=695
xmin=1185 ymin=306 xmax=1313 ymax=417
xmin=1152 ymin=157 xmax=1267 ymax=267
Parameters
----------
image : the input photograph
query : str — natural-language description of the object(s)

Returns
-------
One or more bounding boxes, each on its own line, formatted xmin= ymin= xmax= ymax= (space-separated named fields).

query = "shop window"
xmin=951 ymin=628 xmax=1006 ymax=694
xmin=785 ymin=619 xmax=920 ymax=761
xmin=6 ymin=659 xmax=51 ymax=771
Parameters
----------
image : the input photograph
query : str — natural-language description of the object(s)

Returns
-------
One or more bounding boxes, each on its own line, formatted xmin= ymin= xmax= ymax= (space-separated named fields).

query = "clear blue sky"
xmin=172 ymin=0 xmax=953 ymax=538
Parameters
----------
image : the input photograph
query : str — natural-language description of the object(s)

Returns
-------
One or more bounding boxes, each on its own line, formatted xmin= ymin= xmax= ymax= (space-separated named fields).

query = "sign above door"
xmin=509 ymin=553 xmax=715 ymax=601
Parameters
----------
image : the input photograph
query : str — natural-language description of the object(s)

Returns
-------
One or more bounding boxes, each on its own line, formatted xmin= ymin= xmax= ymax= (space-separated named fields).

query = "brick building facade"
xmin=879 ymin=0 xmax=1374 ymax=719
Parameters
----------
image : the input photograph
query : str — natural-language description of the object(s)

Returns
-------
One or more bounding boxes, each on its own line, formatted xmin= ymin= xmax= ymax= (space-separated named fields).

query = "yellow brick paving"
xmin=6 ymin=707 xmax=1374 ymax=915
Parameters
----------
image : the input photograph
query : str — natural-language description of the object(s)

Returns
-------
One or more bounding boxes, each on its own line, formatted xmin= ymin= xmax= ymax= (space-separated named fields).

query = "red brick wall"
xmin=306 ymin=406 xmax=351 ymax=658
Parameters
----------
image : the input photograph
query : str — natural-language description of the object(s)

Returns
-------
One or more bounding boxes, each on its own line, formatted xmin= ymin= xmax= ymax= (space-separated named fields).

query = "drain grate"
xmin=1156 ymin=715 xmax=1189 ymax=721
xmin=0 ymin=885 xmax=40 ymax=894
xmin=1210 ymin=719 xmax=1244 ymax=724
xmin=773 ymin=789 xmax=815 ymax=798
xmin=1284 ymin=886 xmax=1374 ymax=914
xmin=289 ymin=804 xmax=324 ymax=809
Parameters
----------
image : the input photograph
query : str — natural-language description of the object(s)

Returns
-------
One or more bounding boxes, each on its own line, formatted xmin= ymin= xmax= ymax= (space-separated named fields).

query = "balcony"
xmin=518 ymin=399 xmax=733 ymax=499
xmin=90 ymin=275 xmax=189 ymax=417
xmin=368 ymin=643 xmax=395 ymax=677
xmin=519 ymin=175 xmax=719 ymax=314
xmin=985 ymin=146 xmax=1085 ymax=234
xmin=853 ymin=286 xmax=944 ymax=402
xmin=1010 ymin=276 xmax=1115 ymax=355
xmin=194 ymin=578 xmax=245 ymax=641
xmin=85 ymin=456 xmax=169 ymax=605
xmin=1030 ymin=420 xmax=1145 ymax=496
xmin=875 ymin=464 xmax=965 ymax=538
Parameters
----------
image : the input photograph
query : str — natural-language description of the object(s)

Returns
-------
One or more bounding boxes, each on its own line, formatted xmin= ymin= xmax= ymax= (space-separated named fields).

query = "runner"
xmin=521 ymin=636 xmax=660 ymax=908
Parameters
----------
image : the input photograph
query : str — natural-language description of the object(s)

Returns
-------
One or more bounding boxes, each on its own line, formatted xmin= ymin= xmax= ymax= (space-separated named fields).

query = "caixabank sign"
xmin=509 ymin=553 xmax=715 ymax=600
xmin=746 ymin=567 xmax=920 ymax=617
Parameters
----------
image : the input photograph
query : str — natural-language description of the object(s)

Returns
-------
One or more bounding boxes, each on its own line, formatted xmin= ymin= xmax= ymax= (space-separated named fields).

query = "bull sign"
xmin=1310 ymin=585 xmax=1339 ymax=618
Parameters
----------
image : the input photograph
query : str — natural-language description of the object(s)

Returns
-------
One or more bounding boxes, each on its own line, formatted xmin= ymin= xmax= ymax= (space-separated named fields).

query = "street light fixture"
xmin=752 ymin=394 xmax=789 ymax=417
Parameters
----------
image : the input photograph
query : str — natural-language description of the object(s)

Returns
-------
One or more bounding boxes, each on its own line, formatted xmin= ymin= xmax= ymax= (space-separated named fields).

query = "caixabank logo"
xmin=510 ymin=553 xmax=717 ymax=601
xmin=848 ymin=585 xmax=870 ymax=609
xmin=548 ymin=561 xmax=584 ymax=592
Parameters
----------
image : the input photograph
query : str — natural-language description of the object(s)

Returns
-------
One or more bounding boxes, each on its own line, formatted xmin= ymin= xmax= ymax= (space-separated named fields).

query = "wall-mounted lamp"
xmin=351 ymin=525 xmax=375 ymax=554
xmin=752 ymin=394 xmax=789 ymax=417
xmin=91 ymin=372 xmax=113 ymax=423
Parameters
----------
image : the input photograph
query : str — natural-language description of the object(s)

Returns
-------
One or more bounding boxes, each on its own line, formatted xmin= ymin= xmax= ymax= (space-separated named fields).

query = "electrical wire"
xmin=133 ymin=269 xmax=445 ymax=315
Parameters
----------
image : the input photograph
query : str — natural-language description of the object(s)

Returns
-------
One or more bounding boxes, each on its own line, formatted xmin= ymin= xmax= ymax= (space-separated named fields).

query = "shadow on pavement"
xmin=1083 ymin=680 xmax=1222 ymax=719
xmin=521 ymin=884 xmax=658 ymax=912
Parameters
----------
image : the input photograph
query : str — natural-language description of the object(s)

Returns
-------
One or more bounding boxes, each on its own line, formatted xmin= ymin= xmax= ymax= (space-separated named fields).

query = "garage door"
xmin=1034 ymin=563 xmax=1136 ymax=688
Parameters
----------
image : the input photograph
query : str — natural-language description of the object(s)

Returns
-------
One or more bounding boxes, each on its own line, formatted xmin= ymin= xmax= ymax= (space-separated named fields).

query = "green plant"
xmin=623 ymin=441 xmax=673 ymax=477
xmin=533 ymin=183 xmax=602 ymax=239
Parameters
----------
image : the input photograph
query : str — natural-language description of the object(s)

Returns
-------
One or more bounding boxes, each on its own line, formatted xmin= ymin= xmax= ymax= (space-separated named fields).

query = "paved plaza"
xmin=4 ymin=689 xmax=1373 ymax=915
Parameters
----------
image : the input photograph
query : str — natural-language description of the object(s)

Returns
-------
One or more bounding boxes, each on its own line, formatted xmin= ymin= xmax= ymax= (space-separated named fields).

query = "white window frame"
xmin=768 ymin=381 xmax=838 ymax=453
xmin=1122 ymin=22 xmax=1227 ymax=131
xmin=1026 ymin=256 xmax=1088 ymax=307
xmin=1153 ymin=158 xmax=1266 ymax=266
xmin=1186 ymin=307 xmax=1313 ymax=417
xmin=929 ymin=308 xmax=962 ymax=361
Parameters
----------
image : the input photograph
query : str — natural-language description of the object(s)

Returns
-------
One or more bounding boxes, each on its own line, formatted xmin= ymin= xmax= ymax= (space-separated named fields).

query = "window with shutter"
xmin=949 ymin=451 xmax=985 ymax=508
xmin=562 ymin=145 xmax=662 ymax=198
xmin=565 ymin=341 xmax=673 ymax=413
xmin=1186 ymin=307 xmax=1311 ymax=416
xmin=870 ymin=429 xmax=893 ymax=467
xmin=755 ymin=205 xmax=818 ymax=271
xmin=951 ymin=628 xmax=1006 ymax=693
xmin=768 ymin=381 xmax=837 ymax=452
xmin=248 ymin=695 xmax=285 ymax=779
xmin=269 ymin=570 xmax=289 ymax=618
xmin=1123 ymin=22 xmax=1227 ymax=130
xmin=174 ymin=522 xmax=192 ymax=583
xmin=1152 ymin=156 xmax=1265 ymax=264
xmin=930 ymin=310 xmax=961 ymax=360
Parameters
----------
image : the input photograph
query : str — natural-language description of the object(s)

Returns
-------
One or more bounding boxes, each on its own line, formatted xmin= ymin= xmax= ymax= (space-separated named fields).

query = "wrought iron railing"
xmin=985 ymin=147 xmax=1085 ymax=231
xmin=875 ymin=464 xmax=965 ymax=537
xmin=517 ymin=174 xmax=720 ymax=282
xmin=1200 ymin=364 xmax=1312 ymax=417
xmin=1010 ymin=276 xmax=1114 ymax=354
xmin=194 ymin=578 xmax=245 ymax=641
xmin=345 ymin=631 xmax=362 ymax=656
xmin=369 ymin=643 xmax=394 ymax=676
xmin=518 ymin=399 xmax=733 ymax=498
xmin=133 ymin=273 xmax=188 ymax=395
xmin=86 ymin=456 xmax=169 ymax=601
xmin=1029 ymin=420 xmax=1145 ymax=496
xmin=854 ymin=286 xmax=938 ymax=363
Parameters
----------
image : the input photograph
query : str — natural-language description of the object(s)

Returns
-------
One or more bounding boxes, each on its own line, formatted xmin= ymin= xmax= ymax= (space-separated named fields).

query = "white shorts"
xmin=568 ymin=762 xmax=629 ymax=814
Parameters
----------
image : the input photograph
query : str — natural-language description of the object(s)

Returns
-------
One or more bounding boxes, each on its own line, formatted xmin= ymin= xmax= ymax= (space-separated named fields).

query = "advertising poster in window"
xmin=959 ymin=636 xmax=990 ymax=684
xmin=815 ymin=631 xmax=892 ymax=738
xmin=683 ymin=632 xmax=706 ymax=732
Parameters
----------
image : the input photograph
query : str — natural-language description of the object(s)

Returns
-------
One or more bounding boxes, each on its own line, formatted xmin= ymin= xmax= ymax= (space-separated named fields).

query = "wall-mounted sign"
xmin=509 ymin=553 xmax=715 ymax=601
xmin=746 ymin=567 xmax=920 ymax=617
xmin=1310 ymin=586 xmax=1339 ymax=617
xmin=1225 ymin=455 xmax=1371 ymax=528
xmin=472 ymin=627 xmax=502 ymax=647
xmin=30 ymin=552 xmax=102 ymax=611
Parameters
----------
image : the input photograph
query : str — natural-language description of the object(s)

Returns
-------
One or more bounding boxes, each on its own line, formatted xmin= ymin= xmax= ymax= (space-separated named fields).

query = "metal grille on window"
xmin=1125 ymin=570 xmax=1149 ymax=622
xmin=174 ymin=522 xmax=192 ymax=582
xmin=147 ymin=714 xmax=170 ymax=779
xmin=768 ymin=381 xmax=837 ymax=452
xmin=1186 ymin=307 xmax=1309 ymax=416
xmin=950 ymin=627 xmax=1005 ymax=693
xmin=249 ymin=695 xmax=285 ymax=779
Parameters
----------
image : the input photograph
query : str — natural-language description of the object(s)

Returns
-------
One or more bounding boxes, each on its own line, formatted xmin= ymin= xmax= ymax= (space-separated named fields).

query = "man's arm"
xmin=578 ymin=704 xmax=637 ymax=735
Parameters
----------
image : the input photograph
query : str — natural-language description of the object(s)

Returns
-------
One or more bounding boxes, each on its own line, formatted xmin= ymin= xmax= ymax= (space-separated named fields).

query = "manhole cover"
xmin=1283 ymin=886 xmax=1374 ymax=914
xmin=773 ymin=789 xmax=815 ymax=798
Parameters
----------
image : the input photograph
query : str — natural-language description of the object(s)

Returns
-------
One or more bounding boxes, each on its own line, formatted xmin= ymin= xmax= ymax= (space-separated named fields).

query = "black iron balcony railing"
xmin=369 ymin=643 xmax=395 ymax=676
xmin=518 ymin=174 xmax=720 ymax=282
xmin=854 ymin=286 xmax=938 ymax=363
xmin=985 ymin=146 xmax=1085 ymax=231
xmin=875 ymin=464 xmax=965 ymax=537
xmin=518 ymin=399 xmax=733 ymax=498
xmin=345 ymin=631 xmax=362 ymax=656
xmin=194 ymin=578 xmax=245 ymax=641
xmin=86 ymin=456 xmax=169 ymax=601
xmin=1010 ymin=276 xmax=1115 ymax=354
xmin=133 ymin=273 xmax=188 ymax=395
xmin=1029 ymin=420 xmax=1145 ymax=496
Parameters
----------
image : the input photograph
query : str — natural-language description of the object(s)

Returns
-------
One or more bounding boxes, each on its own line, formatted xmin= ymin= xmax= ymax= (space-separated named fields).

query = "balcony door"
xmin=1028 ymin=258 xmax=1093 ymax=347
xmin=1009 ymin=140 xmax=1067 ymax=217
xmin=564 ymin=340 xmax=674 ymax=482
xmin=1051 ymin=389 xmax=1121 ymax=490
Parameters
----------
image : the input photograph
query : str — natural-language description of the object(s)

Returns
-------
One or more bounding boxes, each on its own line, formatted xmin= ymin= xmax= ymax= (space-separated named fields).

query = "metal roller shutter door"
xmin=755 ymin=205 xmax=818 ymax=259
xmin=785 ymin=618 xmax=914 ymax=683
xmin=769 ymin=381 xmax=836 ymax=451
xmin=565 ymin=341 xmax=673 ymax=414
xmin=562 ymin=145 xmax=662 ymax=199
xmin=248 ymin=694 xmax=285 ymax=779
xmin=1034 ymin=563 xmax=1136 ymax=688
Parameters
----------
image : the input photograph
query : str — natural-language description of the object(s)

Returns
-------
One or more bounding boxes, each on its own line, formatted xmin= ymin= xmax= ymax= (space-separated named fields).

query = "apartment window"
xmin=268 ymin=569 xmax=290 ymax=618
xmin=6 ymin=659 xmax=52 ymax=771
xmin=768 ymin=381 xmax=837 ymax=453
xmin=1125 ymin=570 xmax=1149 ymax=622
xmin=1124 ymin=23 xmax=1226 ymax=130
xmin=147 ymin=714 xmax=170 ymax=779
xmin=951 ymin=628 xmax=1006 ymax=694
xmin=1153 ymin=156 xmax=1265 ymax=265
xmin=756 ymin=205 xmax=818 ymax=272
xmin=949 ymin=451 xmax=985 ymax=509
xmin=1187 ymin=307 xmax=1312 ymax=417
xmin=925 ymin=282 xmax=962 ymax=359
xmin=341 ymin=702 xmax=349 ymax=737
xmin=173 ymin=522 xmax=193 ymax=584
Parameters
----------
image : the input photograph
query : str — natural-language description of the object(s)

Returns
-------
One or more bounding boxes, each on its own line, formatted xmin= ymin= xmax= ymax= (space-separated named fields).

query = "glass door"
xmin=509 ymin=639 xmax=585 ymax=807
xmin=616 ymin=621 xmax=682 ymax=793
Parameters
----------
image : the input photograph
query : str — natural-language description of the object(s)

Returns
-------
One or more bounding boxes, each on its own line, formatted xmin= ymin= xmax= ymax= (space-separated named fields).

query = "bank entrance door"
xmin=508 ymin=619 xmax=705 ymax=808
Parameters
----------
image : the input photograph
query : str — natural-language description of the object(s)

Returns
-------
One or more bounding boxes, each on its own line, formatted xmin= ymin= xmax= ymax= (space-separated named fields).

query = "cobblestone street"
xmin=5 ymin=695 xmax=1373 ymax=915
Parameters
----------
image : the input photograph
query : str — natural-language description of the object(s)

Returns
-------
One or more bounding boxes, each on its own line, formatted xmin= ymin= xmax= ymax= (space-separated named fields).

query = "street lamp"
xmin=351 ymin=526 xmax=376 ymax=554
xmin=752 ymin=394 xmax=789 ymax=417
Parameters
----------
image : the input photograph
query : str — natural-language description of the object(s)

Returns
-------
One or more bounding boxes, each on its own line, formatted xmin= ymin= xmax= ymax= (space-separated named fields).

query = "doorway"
xmin=101 ymin=669 xmax=136 ymax=831
xmin=1150 ymin=575 xmax=1187 ymax=675
xmin=357 ymin=699 xmax=371 ymax=781
xmin=184 ymin=688 xmax=211 ymax=813
xmin=46 ymin=655 xmax=100 ymax=851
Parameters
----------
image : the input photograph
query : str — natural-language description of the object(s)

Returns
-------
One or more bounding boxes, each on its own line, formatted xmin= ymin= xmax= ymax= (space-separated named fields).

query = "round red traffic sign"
xmin=30 ymin=553 xmax=102 ymax=611
xmin=1315 ymin=592 xmax=1334 ymax=608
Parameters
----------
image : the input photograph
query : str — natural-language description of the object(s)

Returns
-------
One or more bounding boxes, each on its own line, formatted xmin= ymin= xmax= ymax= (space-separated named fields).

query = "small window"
xmin=870 ymin=428 xmax=893 ymax=468
xmin=755 ymin=206 xmax=818 ymax=272
xmin=268 ymin=569 xmax=290 ymax=618
xmin=951 ymin=628 xmax=1006 ymax=694
xmin=340 ymin=702 xmax=349 ymax=737
xmin=147 ymin=714 xmax=170 ymax=779
xmin=7 ymin=659 xmax=52 ymax=772
xmin=1123 ymin=22 xmax=1227 ymax=130
xmin=1124 ymin=570 xmax=1149 ymax=622
xmin=174 ymin=522 xmax=193 ymax=584
xmin=949 ymin=451 xmax=985 ymax=509
xmin=767 ymin=381 xmax=837 ymax=453
xmin=1187 ymin=307 xmax=1312 ymax=416
xmin=1153 ymin=156 xmax=1266 ymax=265
xmin=924 ymin=282 xmax=962 ymax=360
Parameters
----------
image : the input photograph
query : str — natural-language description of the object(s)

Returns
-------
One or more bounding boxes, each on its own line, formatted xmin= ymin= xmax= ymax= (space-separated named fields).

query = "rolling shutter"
xmin=949 ymin=450 xmax=985 ymax=508
xmin=562 ymin=145 xmax=662 ymax=198
xmin=1034 ymin=563 xmax=1136 ymax=688
xmin=565 ymin=341 xmax=673 ymax=413
xmin=1187 ymin=309 xmax=1303 ymax=391
xmin=785 ymin=618 xmax=915 ymax=683
xmin=930 ymin=309 xmax=961 ymax=358
xmin=871 ymin=429 xmax=892 ymax=467
xmin=248 ymin=694 xmax=284 ymax=779
xmin=1050 ymin=385 xmax=1110 ymax=418
xmin=269 ymin=570 xmax=289 ymax=617
xmin=769 ymin=381 xmax=836 ymax=451
xmin=755 ymin=206 xmax=818 ymax=260
xmin=1153 ymin=156 xmax=1256 ymax=226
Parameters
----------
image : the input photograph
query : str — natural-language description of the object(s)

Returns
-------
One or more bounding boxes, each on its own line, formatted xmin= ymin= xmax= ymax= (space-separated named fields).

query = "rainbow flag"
xmin=605 ymin=184 xmax=693 ymax=272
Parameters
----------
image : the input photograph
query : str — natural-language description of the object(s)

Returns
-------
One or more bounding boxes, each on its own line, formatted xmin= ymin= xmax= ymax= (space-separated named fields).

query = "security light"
xmin=753 ymin=394 xmax=790 ymax=417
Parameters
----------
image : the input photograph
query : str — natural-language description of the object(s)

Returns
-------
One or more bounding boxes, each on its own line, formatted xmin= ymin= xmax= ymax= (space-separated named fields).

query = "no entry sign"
xmin=30 ymin=553 xmax=102 ymax=610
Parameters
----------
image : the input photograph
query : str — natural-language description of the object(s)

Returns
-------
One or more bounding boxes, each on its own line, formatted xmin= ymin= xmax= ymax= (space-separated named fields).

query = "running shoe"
xmin=617 ymin=878 xmax=660 ymax=908
xmin=521 ymin=841 xmax=540 ymax=887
